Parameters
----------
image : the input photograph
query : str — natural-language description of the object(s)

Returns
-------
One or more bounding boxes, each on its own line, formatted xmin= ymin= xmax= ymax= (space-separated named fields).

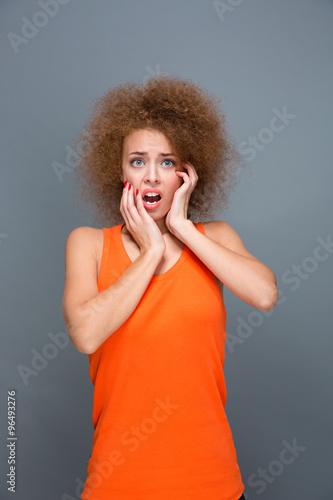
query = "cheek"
xmin=163 ymin=178 xmax=182 ymax=203
xmin=173 ymin=176 xmax=183 ymax=191
xmin=122 ymin=169 xmax=138 ymax=186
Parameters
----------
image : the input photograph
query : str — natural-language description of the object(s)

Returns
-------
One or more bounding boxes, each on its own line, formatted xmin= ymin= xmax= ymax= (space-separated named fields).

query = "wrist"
xmin=140 ymin=245 xmax=165 ymax=263
xmin=169 ymin=219 xmax=194 ymax=241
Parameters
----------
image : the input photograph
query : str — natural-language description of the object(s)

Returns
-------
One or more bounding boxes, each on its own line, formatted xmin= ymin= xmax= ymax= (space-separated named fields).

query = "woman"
xmin=63 ymin=75 xmax=278 ymax=500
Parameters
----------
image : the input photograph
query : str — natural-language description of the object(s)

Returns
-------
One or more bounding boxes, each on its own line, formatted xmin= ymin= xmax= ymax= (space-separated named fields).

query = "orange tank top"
xmin=82 ymin=222 xmax=245 ymax=500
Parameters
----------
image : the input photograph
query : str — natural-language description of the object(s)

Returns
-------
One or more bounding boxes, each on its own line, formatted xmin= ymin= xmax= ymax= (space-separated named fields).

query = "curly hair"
xmin=72 ymin=74 xmax=244 ymax=227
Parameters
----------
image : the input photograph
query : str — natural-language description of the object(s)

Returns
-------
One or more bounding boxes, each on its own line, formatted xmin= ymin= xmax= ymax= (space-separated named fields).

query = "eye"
xmin=130 ymin=159 xmax=144 ymax=167
xmin=162 ymin=159 xmax=176 ymax=167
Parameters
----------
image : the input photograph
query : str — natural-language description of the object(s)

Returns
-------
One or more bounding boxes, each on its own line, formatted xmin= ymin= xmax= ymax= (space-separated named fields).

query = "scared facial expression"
xmin=121 ymin=128 xmax=183 ymax=219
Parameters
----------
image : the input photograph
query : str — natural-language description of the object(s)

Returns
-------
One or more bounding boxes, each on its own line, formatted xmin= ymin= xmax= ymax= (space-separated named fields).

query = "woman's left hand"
xmin=166 ymin=161 xmax=198 ymax=236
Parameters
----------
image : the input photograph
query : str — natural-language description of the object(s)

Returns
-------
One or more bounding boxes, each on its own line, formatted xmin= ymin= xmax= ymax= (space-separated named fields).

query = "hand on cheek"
xmin=166 ymin=162 xmax=198 ymax=232
xmin=175 ymin=163 xmax=191 ymax=186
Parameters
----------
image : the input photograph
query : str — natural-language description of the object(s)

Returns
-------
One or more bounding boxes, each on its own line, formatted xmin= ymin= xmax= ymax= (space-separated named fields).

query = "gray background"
xmin=1 ymin=0 xmax=332 ymax=499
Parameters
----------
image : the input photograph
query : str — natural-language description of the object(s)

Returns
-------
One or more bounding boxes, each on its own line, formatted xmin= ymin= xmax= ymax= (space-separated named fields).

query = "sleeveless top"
xmin=82 ymin=222 xmax=245 ymax=500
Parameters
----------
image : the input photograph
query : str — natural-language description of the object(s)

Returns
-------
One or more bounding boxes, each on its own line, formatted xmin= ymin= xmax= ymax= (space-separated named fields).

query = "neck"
xmin=154 ymin=216 xmax=170 ymax=235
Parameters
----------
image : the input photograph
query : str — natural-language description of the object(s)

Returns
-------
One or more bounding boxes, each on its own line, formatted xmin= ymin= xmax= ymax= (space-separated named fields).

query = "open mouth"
xmin=142 ymin=190 xmax=163 ymax=209
xmin=143 ymin=193 xmax=161 ymax=204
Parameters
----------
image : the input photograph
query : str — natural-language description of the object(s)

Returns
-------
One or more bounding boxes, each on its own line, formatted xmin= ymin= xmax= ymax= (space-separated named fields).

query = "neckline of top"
xmin=116 ymin=222 xmax=202 ymax=281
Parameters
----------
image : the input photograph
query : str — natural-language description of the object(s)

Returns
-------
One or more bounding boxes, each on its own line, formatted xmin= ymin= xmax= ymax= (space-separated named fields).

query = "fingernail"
xmin=128 ymin=184 xmax=132 ymax=190
xmin=124 ymin=181 xmax=128 ymax=188
xmin=136 ymin=189 xmax=139 ymax=195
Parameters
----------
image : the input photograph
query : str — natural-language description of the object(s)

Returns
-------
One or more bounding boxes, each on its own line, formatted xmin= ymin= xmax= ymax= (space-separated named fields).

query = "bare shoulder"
xmin=66 ymin=226 xmax=103 ymax=262
xmin=66 ymin=226 xmax=102 ymax=247
xmin=202 ymin=220 xmax=260 ymax=261
xmin=202 ymin=220 xmax=240 ymax=246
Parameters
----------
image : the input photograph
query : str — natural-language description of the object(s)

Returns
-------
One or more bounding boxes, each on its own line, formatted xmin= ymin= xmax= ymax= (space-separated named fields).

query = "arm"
xmin=173 ymin=220 xmax=278 ymax=311
xmin=62 ymin=228 xmax=163 ymax=355
xmin=62 ymin=183 xmax=165 ymax=355
xmin=166 ymin=163 xmax=279 ymax=312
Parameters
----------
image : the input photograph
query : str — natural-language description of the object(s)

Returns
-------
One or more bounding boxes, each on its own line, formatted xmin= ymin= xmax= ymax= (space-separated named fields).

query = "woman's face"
xmin=121 ymin=128 xmax=184 ymax=221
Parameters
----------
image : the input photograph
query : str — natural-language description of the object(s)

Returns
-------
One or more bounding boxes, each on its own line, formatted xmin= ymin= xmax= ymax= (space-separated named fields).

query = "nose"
xmin=143 ymin=162 xmax=160 ymax=184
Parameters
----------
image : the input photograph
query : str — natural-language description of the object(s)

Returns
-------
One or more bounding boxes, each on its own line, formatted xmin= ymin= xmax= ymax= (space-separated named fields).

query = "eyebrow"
xmin=128 ymin=151 xmax=177 ymax=157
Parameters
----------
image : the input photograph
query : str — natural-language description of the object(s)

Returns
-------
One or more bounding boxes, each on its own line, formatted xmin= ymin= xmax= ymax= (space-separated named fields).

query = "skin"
xmin=119 ymin=127 xmax=278 ymax=309
xmin=119 ymin=128 xmax=198 ymax=270
xmin=62 ymin=127 xmax=279 ymax=354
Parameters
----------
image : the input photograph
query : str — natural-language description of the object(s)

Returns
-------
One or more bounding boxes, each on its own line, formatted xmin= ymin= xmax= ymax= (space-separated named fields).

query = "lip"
xmin=141 ymin=188 xmax=163 ymax=210
xmin=142 ymin=189 xmax=163 ymax=198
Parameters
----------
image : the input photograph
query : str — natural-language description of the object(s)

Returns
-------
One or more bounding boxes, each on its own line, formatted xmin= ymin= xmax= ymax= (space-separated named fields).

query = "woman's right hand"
xmin=120 ymin=182 xmax=166 ymax=258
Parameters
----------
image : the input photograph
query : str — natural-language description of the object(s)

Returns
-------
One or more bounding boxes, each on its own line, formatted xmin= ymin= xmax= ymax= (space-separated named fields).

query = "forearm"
xmin=174 ymin=221 xmax=278 ymax=311
xmin=75 ymin=250 xmax=162 ymax=354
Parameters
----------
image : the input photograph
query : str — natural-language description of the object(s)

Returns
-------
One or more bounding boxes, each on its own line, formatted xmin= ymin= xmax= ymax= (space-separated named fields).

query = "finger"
xmin=175 ymin=170 xmax=192 ymax=191
xmin=175 ymin=170 xmax=190 ymax=183
xmin=135 ymin=188 xmax=148 ymax=218
xmin=122 ymin=183 xmax=138 ymax=229
xmin=181 ymin=165 xmax=198 ymax=195
xmin=183 ymin=161 xmax=196 ymax=172
xmin=120 ymin=182 xmax=128 ymax=216
xmin=124 ymin=184 xmax=136 ymax=223
xmin=126 ymin=184 xmax=143 ymax=226
xmin=182 ymin=162 xmax=199 ymax=183
xmin=120 ymin=185 xmax=131 ymax=228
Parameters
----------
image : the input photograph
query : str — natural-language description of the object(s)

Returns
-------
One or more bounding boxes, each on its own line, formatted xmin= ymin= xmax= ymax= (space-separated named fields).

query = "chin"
xmin=147 ymin=210 xmax=166 ymax=219
xmin=144 ymin=199 xmax=170 ymax=215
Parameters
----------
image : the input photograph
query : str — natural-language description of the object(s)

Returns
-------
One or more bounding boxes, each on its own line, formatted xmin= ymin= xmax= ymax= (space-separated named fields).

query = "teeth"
xmin=144 ymin=192 xmax=161 ymax=205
